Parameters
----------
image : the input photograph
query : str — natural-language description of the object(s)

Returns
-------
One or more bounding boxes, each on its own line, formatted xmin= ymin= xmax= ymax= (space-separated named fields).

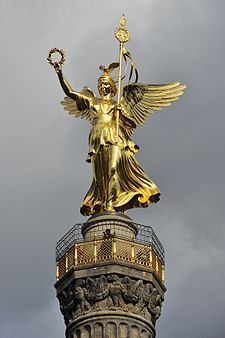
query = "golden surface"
xmin=47 ymin=48 xmax=65 ymax=67
xmin=115 ymin=15 xmax=130 ymax=43
xmin=115 ymin=16 xmax=130 ymax=142
xmin=56 ymin=237 xmax=164 ymax=283
xmin=48 ymin=17 xmax=186 ymax=216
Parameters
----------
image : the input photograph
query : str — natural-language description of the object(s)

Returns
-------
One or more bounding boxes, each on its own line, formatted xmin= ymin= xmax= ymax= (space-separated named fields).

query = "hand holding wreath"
xmin=47 ymin=48 xmax=65 ymax=73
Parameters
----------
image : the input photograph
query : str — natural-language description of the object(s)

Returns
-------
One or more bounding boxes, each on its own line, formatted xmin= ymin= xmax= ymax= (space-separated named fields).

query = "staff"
xmin=114 ymin=15 xmax=130 ymax=142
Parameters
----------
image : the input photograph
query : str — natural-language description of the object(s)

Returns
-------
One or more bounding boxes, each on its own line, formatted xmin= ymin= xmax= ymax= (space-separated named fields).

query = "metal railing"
xmin=56 ymin=236 xmax=164 ymax=283
xmin=56 ymin=221 xmax=165 ymax=263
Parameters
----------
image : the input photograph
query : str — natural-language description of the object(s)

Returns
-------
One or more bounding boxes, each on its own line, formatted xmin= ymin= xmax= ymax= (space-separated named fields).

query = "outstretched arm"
xmin=53 ymin=63 xmax=93 ymax=104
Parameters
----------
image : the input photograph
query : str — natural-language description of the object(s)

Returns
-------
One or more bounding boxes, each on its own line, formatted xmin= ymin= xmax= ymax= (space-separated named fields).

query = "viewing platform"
xmin=56 ymin=213 xmax=165 ymax=283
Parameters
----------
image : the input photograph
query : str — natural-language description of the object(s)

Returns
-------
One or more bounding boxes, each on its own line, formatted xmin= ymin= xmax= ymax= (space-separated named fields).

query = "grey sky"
xmin=0 ymin=0 xmax=225 ymax=337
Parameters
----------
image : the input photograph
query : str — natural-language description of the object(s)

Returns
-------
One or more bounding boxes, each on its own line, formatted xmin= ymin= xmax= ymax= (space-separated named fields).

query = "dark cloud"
xmin=1 ymin=1 xmax=225 ymax=337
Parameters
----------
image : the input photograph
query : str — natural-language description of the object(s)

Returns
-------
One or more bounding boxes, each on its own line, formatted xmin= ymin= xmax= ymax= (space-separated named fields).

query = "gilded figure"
xmin=48 ymin=17 xmax=185 ymax=216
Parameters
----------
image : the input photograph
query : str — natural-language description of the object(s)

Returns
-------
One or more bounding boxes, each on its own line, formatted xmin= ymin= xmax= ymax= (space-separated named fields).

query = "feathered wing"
xmin=120 ymin=82 xmax=186 ymax=130
xmin=60 ymin=86 xmax=97 ymax=122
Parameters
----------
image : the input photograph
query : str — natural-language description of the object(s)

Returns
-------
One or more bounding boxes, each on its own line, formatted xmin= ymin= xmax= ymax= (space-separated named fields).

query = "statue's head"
xmin=98 ymin=63 xmax=118 ymax=98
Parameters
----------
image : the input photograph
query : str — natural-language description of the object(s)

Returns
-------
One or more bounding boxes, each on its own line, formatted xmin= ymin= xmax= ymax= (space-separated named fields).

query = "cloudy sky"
xmin=1 ymin=0 xmax=225 ymax=337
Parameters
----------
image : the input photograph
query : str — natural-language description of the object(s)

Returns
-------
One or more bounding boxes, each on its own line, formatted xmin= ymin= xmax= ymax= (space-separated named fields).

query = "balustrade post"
xmin=113 ymin=237 xmax=116 ymax=259
xmin=56 ymin=261 xmax=59 ymax=281
xmin=149 ymin=245 xmax=153 ymax=268
xmin=94 ymin=235 xmax=97 ymax=263
xmin=162 ymin=265 xmax=165 ymax=283
xmin=131 ymin=237 xmax=135 ymax=262
xmin=74 ymin=243 xmax=78 ymax=266
xmin=156 ymin=256 xmax=159 ymax=273
xmin=65 ymin=252 xmax=68 ymax=273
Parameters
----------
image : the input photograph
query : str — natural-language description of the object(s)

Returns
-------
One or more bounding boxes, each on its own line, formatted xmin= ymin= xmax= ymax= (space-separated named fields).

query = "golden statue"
xmin=48 ymin=16 xmax=186 ymax=216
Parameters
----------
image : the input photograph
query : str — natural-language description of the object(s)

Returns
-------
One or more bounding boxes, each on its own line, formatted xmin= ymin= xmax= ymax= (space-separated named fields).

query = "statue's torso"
xmin=92 ymin=100 xmax=116 ymax=124
xmin=88 ymin=99 xmax=136 ymax=158
xmin=89 ymin=101 xmax=118 ymax=154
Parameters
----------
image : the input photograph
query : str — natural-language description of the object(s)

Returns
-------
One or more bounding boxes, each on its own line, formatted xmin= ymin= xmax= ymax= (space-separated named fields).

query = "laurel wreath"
xmin=47 ymin=48 xmax=65 ymax=67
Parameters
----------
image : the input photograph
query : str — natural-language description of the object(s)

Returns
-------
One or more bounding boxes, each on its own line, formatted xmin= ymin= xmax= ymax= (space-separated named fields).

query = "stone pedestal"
xmin=82 ymin=212 xmax=137 ymax=240
xmin=55 ymin=213 xmax=165 ymax=338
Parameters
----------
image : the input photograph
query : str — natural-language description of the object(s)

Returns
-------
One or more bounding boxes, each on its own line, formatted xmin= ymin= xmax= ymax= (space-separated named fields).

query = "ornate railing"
xmin=56 ymin=236 xmax=164 ymax=283
xmin=56 ymin=221 xmax=165 ymax=262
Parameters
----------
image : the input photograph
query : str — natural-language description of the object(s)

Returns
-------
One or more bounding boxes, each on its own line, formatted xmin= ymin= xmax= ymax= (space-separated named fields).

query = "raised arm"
xmin=53 ymin=63 xmax=93 ymax=105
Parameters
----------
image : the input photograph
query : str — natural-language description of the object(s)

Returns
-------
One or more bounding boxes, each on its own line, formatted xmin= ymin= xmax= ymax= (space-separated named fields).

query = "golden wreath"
xmin=47 ymin=48 xmax=65 ymax=67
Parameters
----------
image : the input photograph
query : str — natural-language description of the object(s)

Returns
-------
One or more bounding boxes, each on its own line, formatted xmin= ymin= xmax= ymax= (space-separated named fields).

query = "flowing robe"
xmin=80 ymin=102 xmax=160 ymax=216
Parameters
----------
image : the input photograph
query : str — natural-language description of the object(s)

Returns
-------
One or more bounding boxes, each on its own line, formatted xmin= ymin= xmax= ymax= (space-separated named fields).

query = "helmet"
xmin=98 ymin=63 xmax=119 ymax=97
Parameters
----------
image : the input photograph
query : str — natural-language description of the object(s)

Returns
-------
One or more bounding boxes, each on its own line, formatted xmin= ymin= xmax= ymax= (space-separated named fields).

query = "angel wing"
xmin=120 ymin=82 xmax=186 ymax=129
xmin=60 ymin=86 xmax=97 ymax=122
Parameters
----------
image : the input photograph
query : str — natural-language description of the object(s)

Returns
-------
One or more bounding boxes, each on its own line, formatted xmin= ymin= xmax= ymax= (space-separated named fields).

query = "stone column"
xmin=55 ymin=213 xmax=165 ymax=338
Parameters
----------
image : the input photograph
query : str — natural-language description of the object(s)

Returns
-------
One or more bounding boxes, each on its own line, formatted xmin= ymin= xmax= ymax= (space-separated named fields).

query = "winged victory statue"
xmin=48 ymin=16 xmax=186 ymax=216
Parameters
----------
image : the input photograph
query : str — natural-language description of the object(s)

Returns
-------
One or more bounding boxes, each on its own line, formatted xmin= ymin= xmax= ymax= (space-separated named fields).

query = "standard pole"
xmin=116 ymin=41 xmax=124 ymax=142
